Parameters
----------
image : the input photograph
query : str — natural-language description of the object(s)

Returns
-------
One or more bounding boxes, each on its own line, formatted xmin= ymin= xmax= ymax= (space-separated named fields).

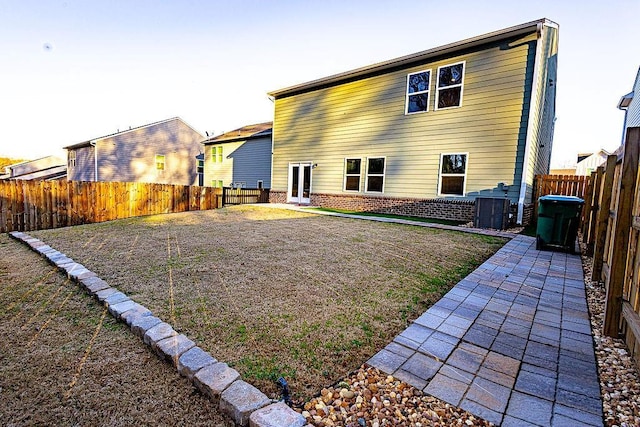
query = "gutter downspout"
xmin=517 ymin=22 xmax=544 ymax=225
xmin=89 ymin=141 xmax=98 ymax=181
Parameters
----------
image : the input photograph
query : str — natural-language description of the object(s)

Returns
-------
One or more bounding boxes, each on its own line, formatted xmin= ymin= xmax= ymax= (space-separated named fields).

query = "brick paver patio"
xmin=368 ymin=235 xmax=603 ymax=426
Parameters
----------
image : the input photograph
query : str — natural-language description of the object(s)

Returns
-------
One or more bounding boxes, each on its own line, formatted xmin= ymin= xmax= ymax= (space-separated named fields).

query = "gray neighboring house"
xmin=1 ymin=155 xmax=67 ymax=181
xmin=619 ymin=66 xmax=640 ymax=143
xmin=64 ymin=117 xmax=204 ymax=185
xmin=202 ymin=122 xmax=272 ymax=189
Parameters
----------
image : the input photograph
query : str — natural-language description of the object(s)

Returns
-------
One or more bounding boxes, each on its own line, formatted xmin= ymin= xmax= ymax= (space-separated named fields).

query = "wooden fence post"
xmin=581 ymin=174 xmax=595 ymax=238
xmin=586 ymin=166 xmax=604 ymax=255
xmin=604 ymin=128 xmax=640 ymax=336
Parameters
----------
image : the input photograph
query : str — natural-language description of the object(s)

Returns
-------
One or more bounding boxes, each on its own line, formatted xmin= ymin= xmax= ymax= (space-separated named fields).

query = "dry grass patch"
xmin=0 ymin=234 xmax=230 ymax=426
xmin=31 ymin=205 xmax=505 ymax=401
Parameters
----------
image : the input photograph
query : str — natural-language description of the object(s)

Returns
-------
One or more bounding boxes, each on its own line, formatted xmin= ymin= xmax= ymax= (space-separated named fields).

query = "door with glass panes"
xmin=287 ymin=163 xmax=311 ymax=204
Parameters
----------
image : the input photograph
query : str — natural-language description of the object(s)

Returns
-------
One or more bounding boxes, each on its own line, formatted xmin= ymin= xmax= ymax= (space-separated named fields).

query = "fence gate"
xmin=223 ymin=187 xmax=270 ymax=205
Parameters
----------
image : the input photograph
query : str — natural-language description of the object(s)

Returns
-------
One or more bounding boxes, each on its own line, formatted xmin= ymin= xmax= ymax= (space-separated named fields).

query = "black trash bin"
xmin=536 ymin=195 xmax=584 ymax=253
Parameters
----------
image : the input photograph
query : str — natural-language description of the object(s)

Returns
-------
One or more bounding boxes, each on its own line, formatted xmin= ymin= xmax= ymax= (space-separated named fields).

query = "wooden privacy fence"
xmin=0 ymin=180 xmax=223 ymax=233
xmin=532 ymin=174 xmax=589 ymax=219
xmin=580 ymin=127 xmax=640 ymax=368
xmin=223 ymin=187 xmax=270 ymax=205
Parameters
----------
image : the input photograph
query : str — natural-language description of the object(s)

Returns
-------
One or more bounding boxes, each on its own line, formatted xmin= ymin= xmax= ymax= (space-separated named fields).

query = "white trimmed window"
xmin=211 ymin=179 xmax=224 ymax=188
xmin=439 ymin=153 xmax=467 ymax=196
xmin=436 ymin=62 xmax=465 ymax=110
xmin=366 ymin=157 xmax=386 ymax=193
xmin=155 ymin=154 xmax=166 ymax=171
xmin=344 ymin=158 xmax=362 ymax=191
xmin=406 ymin=70 xmax=431 ymax=114
xmin=257 ymin=180 xmax=264 ymax=189
xmin=68 ymin=151 xmax=76 ymax=167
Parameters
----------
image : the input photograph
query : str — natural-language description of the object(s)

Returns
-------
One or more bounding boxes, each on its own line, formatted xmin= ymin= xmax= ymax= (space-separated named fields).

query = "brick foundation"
xmin=269 ymin=191 xmax=475 ymax=222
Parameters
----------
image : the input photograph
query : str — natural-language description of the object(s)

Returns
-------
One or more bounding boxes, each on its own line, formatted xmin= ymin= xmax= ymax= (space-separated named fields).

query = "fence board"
xmin=533 ymin=174 xmax=588 ymax=218
xmin=604 ymin=128 xmax=640 ymax=336
xmin=0 ymin=180 xmax=224 ymax=233
xmin=593 ymin=155 xmax=618 ymax=281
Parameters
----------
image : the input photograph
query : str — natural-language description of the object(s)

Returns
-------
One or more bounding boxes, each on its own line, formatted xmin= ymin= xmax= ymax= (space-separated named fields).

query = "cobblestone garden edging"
xmin=8 ymin=231 xmax=308 ymax=427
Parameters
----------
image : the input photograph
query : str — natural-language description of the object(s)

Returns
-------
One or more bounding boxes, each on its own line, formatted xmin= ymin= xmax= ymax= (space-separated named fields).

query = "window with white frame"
xmin=211 ymin=179 xmax=224 ymax=188
xmin=406 ymin=70 xmax=431 ymax=114
xmin=155 ymin=154 xmax=166 ymax=171
xmin=344 ymin=158 xmax=362 ymax=191
xmin=436 ymin=62 xmax=465 ymax=109
xmin=439 ymin=153 xmax=467 ymax=196
xmin=68 ymin=151 xmax=76 ymax=167
xmin=257 ymin=180 xmax=264 ymax=189
xmin=366 ymin=157 xmax=385 ymax=193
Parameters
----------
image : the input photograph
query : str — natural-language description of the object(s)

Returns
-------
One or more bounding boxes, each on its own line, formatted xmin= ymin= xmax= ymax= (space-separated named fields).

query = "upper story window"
xmin=439 ymin=153 xmax=467 ymax=196
xmin=406 ymin=70 xmax=431 ymax=114
xmin=366 ymin=157 xmax=386 ymax=193
xmin=68 ymin=151 xmax=76 ymax=167
xmin=212 ymin=146 xmax=223 ymax=163
xmin=344 ymin=158 xmax=362 ymax=191
xmin=436 ymin=62 xmax=465 ymax=110
xmin=155 ymin=154 xmax=166 ymax=171
xmin=196 ymin=159 xmax=204 ymax=174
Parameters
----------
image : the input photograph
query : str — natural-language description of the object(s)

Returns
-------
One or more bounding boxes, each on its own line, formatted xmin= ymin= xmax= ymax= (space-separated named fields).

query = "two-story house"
xmin=65 ymin=117 xmax=204 ymax=186
xmin=268 ymin=19 xmax=558 ymax=225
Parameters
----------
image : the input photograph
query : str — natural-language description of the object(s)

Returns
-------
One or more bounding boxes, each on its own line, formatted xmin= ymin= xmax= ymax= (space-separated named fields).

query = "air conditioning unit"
xmin=474 ymin=197 xmax=510 ymax=230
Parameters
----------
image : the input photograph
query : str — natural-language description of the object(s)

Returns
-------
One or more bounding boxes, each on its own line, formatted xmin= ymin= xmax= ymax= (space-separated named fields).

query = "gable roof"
xmin=63 ymin=117 xmax=202 ymax=149
xmin=202 ymin=122 xmax=272 ymax=145
xmin=268 ymin=18 xmax=558 ymax=99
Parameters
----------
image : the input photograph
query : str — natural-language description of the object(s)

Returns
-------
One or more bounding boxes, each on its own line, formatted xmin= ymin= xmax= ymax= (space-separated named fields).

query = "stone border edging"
xmin=8 ymin=231 xmax=308 ymax=427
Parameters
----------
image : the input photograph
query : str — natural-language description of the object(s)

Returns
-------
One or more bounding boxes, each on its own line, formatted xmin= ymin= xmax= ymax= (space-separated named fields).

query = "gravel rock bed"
xmin=579 ymin=240 xmax=640 ymax=427
xmin=298 ymin=237 xmax=640 ymax=427
xmin=296 ymin=366 xmax=490 ymax=426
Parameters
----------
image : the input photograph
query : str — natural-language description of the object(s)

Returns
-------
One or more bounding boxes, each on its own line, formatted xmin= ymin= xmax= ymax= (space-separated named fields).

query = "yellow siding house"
xmin=268 ymin=19 xmax=559 ymax=225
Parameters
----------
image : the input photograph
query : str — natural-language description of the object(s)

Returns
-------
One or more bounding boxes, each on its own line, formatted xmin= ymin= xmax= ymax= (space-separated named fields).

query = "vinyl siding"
xmin=228 ymin=136 xmax=272 ymax=188
xmin=273 ymin=32 xmax=540 ymax=203
xmin=204 ymin=141 xmax=239 ymax=187
xmin=67 ymin=146 xmax=96 ymax=181
xmin=71 ymin=118 xmax=204 ymax=185
xmin=204 ymin=136 xmax=273 ymax=188
xmin=622 ymin=68 xmax=640 ymax=141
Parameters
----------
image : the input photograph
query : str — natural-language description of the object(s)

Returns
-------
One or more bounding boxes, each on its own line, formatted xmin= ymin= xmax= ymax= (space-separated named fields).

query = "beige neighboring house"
xmin=549 ymin=167 xmax=576 ymax=176
xmin=575 ymin=150 xmax=609 ymax=176
xmin=0 ymin=155 xmax=67 ymax=181
xmin=64 ymin=117 xmax=204 ymax=185
xmin=268 ymin=18 xmax=559 ymax=224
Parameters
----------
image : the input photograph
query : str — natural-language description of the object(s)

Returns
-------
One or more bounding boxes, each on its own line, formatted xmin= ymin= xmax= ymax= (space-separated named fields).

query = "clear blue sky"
xmin=1 ymin=0 xmax=638 ymax=167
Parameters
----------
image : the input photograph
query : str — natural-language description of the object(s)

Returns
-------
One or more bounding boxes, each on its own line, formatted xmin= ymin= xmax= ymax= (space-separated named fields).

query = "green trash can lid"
xmin=538 ymin=195 xmax=584 ymax=204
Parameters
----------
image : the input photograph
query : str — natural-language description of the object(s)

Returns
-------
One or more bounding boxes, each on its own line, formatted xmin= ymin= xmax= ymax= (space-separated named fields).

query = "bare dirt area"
xmin=30 ymin=205 xmax=505 ymax=401
xmin=0 ymin=234 xmax=231 ymax=426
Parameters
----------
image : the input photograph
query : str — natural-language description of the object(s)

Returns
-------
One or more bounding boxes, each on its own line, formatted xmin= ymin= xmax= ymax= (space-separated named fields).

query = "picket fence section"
xmin=0 ymin=180 xmax=223 ymax=233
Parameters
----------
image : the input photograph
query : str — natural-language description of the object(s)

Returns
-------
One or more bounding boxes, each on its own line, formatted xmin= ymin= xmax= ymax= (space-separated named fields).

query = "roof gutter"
xmin=517 ymin=22 xmax=546 ymax=225
xmin=269 ymin=19 xmax=552 ymax=98
xmin=89 ymin=141 xmax=98 ymax=181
